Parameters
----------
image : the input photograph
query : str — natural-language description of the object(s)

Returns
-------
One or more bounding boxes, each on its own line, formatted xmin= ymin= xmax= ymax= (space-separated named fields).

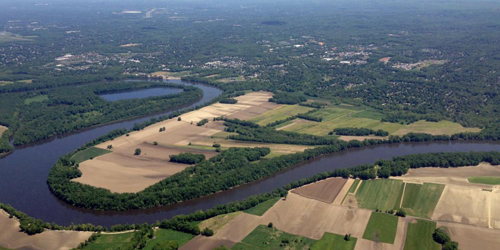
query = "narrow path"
xmin=399 ymin=182 xmax=407 ymax=209
xmin=488 ymin=191 xmax=492 ymax=228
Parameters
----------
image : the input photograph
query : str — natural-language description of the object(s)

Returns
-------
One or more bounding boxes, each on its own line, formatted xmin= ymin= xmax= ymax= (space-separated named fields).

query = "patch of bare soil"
xmin=333 ymin=178 xmax=355 ymax=205
xmin=437 ymin=221 xmax=500 ymax=250
xmin=0 ymin=211 xmax=91 ymax=250
xmin=179 ymin=235 xmax=236 ymax=250
xmin=392 ymin=163 xmax=500 ymax=187
xmin=338 ymin=136 xmax=387 ymax=142
xmin=291 ymin=178 xmax=348 ymax=203
xmin=432 ymin=186 xmax=490 ymax=228
xmin=261 ymin=193 xmax=372 ymax=239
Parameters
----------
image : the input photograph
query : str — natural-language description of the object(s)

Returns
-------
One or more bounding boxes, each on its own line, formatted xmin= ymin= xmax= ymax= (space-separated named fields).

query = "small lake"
xmin=100 ymin=87 xmax=183 ymax=101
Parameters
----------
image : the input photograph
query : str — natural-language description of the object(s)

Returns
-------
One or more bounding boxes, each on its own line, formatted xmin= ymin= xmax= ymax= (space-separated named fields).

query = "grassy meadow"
xmin=71 ymin=147 xmax=112 ymax=164
xmin=244 ymin=197 xmax=281 ymax=216
xmin=468 ymin=176 xmax=500 ymax=185
xmin=250 ymin=105 xmax=313 ymax=126
xmin=24 ymin=95 xmax=49 ymax=105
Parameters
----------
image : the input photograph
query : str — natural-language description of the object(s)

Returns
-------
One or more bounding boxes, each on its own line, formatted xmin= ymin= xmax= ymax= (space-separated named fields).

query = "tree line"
xmin=330 ymin=127 xmax=389 ymax=136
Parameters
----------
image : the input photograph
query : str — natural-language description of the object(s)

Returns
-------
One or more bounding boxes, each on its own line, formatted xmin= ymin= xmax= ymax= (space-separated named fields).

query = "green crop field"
xmin=362 ymin=212 xmax=398 ymax=244
xmin=468 ymin=176 xmax=500 ymax=185
xmin=401 ymin=183 xmax=445 ymax=218
xmin=403 ymin=220 xmax=441 ymax=250
xmin=143 ymin=229 xmax=194 ymax=250
xmin=71 ymin=147 xmax=112 ymax=164
xmin=250 ymin=105 xmax=313 ymax=126
xmin=24 ymin=95 xmax=49 ymax=105
xmin=82 ymin=232 xmax=134 ymax=250
xmin=277 ymin=105 xmax=480 ymax=136
xmin=348 ymin=179 xmax=361 ymax=193
xmin=355 ymin=179 xmax=404 ymax=211
xmin=244 ymin=197 xmax=281 ymax=216
xmin=311 ymin=233 xmax=357 ymax=250
xmin=82 ymin=229 xmax=193 ymax=250
xmin=232 ymin=225 xmax=316 ymax=250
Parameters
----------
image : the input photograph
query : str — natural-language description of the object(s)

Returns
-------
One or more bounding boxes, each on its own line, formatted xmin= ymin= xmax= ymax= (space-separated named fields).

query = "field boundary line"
xmin=399 ymin=182 xmax=407 ymax=209
xmin=353 ymin=180 xmax=363 ymax=195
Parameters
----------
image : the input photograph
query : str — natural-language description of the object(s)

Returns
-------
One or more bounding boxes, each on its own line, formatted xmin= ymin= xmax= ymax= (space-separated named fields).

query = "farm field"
xmin=468 ymin=176 xmax=500 ymax=185
xmin=311 ymin=233 xmax=357 ymax=250
xmin=392 ymin=163 xmax=500 ymax=187
xmin=0 ymin=32 xmax=36 ymax=43
xmin=291 ymin=177 xmax=348 ymax=203
xmin=74 ymin=92 xmax=295 ymax=193
xmin=437 ymin=221 xmax=500 ymax=250
xmin=401 ymin=183 xmax=445 ymax=218
xmin=244 ymin=197 xmax=281 ymax=216
xmin=355 ymin=179 xmax=404 ymax=211
xmin=403 ymin=219 xmax=440 ymax=250
xmin=198 ymin=212 xmax=243 ymax=234
xmin=232 ymin=225 xmax=317 ymax=250
xmin=71 ymin=147 xmax=111 ymax=164
xmin=276 ymin=105 xmax=480 ymax=136
xmin=0 ymin=210 xmax=91 ymax=250
xmin=362 ymin=212 xmax=399 ymax=244
xmin=249 ymin=104 xmax=313 ymax=126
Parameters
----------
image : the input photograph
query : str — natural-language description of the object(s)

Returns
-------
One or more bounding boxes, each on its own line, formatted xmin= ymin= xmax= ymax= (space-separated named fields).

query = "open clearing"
xmin=0 ymin=32 xmax=35 ymax=43
xmin=355 ymin=179 xmax=404 ymax=211
xmin=276 ymin=105 xmax=479 ymax=136
xmin=0 ymin=126 xmax=7 ymax=136
xmin=232 ymin=225 xmax=316 ymax=250
xmin=24 ymin=94 xmax=49 ymax=105
xmin=403 ymin=219 xmax=440 ymax=250
xmin=75 ymin=92 xmax=290 ymax=193
xmin=0 ymin=211 xmax=91 ymax=250
xmin=291 ymin=177 xmax=348 ymax=203
xmin=393 ymin=163 xmax=500 ymax=187
xmin=401 ymin=183 xmax=444 ymax=218
xmin=362 ymin=212 xmax=398 ymax=244
xmin=72 ymin=147 xmax=111 ymax=164
xmin=437 ymin=221 xmax=500 ymax=250
xmin=249 ymin=104 xmax=312 ymax=126
xmin=312 ymin=233 xmax=357 ymax=250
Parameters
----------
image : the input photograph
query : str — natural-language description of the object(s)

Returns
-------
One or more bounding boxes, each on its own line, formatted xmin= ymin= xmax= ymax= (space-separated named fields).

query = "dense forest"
xmin=0 ymin=81 xmax=202 ymax=146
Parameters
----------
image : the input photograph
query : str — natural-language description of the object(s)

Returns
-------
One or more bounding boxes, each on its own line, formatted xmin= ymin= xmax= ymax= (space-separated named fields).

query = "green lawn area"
xmin=250 ymin=105 xmax=313 ymax=126
xmin=232 ymin=225 xmax=316 ymax=250
xmin=362 ymin=212 xmax=398 ymax=244
xmin=311 ymin=233 xmax=357 ymax=250
xmin=277 ymin=105 xmax=480 ymax=136
xmin=468 ymin=176 xmax=500 ymax=185
xmin=403 ymin=220 xmax=440 ymax=250
xmin=244 ymin=197 xmax=281 ymax=216
xmin=24 ymin=94 xmax=49 ymax=105
xmin=401 ymin=183 xmax=445 ymax=218
xmin=82 ymin=229 xmax=193 ymax=250
xmin=81 ymin=232 xmax=134 ymax=250
xmin=71 ymin=147 xmax=112 ymax=164
xmin=0 ymin=247 xmax=13 ymax=250
xmin=143 ymin=229 xmax=194 ymax=250
xmin=355 ymin=179 xmax=404 ymax=211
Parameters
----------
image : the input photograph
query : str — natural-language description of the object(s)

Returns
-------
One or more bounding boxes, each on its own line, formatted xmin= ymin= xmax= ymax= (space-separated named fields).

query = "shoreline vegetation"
xmin=3 ymin=151 xmax=500 ymax=236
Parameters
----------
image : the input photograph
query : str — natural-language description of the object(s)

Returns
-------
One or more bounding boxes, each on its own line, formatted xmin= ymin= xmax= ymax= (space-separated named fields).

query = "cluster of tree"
xmin=330 ymin=127 xmax=389 ymax=136
xmin=219 ymin=98 xmax=237 ymax=104
xmin=297 ymin=113 xmax=323 ymax=122
xmin=224 ymin=119 xmax=337 ymax=145
xmin=169 ymin=153 xmax=206 ymax=164
xmin=299 ymin=102 xmax=327 ymax=109
xmin=268 ymin=92 xmax=307 ymax=105
xmin=433 ymin=228 xmax=459 ymax=250
xmin=197 ymin=119 xmax=209 ymax=126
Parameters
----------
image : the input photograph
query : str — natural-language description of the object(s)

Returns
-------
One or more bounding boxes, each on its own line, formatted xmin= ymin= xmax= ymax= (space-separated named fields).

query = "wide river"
xmin=1 ymin=80 xmax=500 ymax=227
